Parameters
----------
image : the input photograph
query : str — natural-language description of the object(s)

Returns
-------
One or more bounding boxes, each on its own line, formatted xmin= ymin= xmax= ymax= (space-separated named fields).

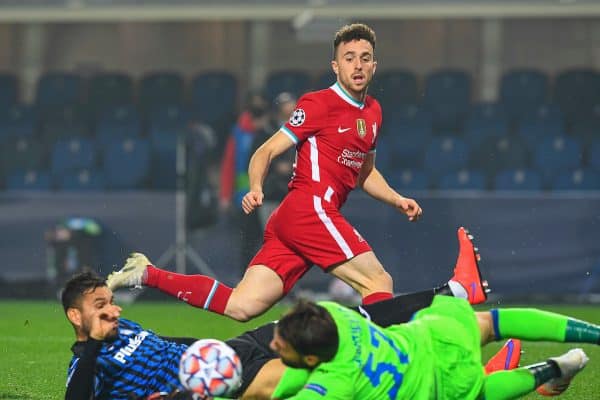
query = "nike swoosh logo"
xmin=338 ymin=127 xmax=351 ymax=133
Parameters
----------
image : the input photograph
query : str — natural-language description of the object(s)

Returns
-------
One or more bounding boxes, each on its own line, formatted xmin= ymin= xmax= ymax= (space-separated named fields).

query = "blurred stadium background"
xmin=0 ymin=0 xmax=599 ymax=303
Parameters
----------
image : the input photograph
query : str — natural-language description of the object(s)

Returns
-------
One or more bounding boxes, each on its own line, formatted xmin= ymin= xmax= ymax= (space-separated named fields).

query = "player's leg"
xmin=481 ymin=348 xmax=589 ymax=400
xmin=476 ymin=308 xmax=600 ymax=346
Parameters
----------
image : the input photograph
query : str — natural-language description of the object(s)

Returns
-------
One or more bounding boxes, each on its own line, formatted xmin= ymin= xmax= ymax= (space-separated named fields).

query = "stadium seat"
xmin=50 ymin=137 xmax=97 ymax=176
xmin=464 ymin=102 xmax=509 ymax=149
xmin=265 ymin=70 xmax=312 ymax=101
xmin=0 ymin=104 xmax=37 ymax=142
xmin=149 ymin=128 xmax=178 ymax=190
xmin=103 ymin=138 xmax=151 ymax=189
xmin=6 ymin=169 xmax=52 ymax=190
xmin=589 ymin=139 xmax=600 ymax=174
xmin=88 ymin=72 xmax=133 ymax=115
xmin=438 ymin=169 xmax=487 ymax=190
xmin=494 ymin=169 xmax=543 ymax=191
xmin=95 ymin=104 xmax=141 ymax=149
xmin=139 ymin=71 xmax=184 ymax=112
xmin=471 ymin=135 xmax=530 ymax=178
xmin=554 ymin=68 xmax=600 ymax=124
xmin=424 ymin=69 xmax=471 ymax=131
xmin=148 ymin=104 xmax=191 ymax=135
xmin=0 ymin=73 xmax=18 ymax=108
xmin=386 ymin=168 xmax=430 ymax=190
xmin=533 ymin=135 xmax=583 ymax=185
xmin=500 ymin=69 xmax=548 ymax=123
xmin=35 ymin=72 xmax=82 ymax=110
xmin=369 ymin=69 xmax=418 ymax=114
xmin=58 ymin=168 xmax=105 ymax=191
xmin=552 ymin=168 xmax=600 ymax=191
xmin=41 ymin=104 xmax=89 ymax=144
xmin=315 ymin=70 xmax=336 ymax=90
xmin=516 ymin=104 xmax=565 ymax=151
xmin=570 ymin=104 xmax=600 ymax=146
xmin=380 ymin=105 xmax=432 ymax=169
xmin=1 ymin=137 xmax=46 ymax=175
xmin=424 ymin=136 xmax=469 ymax=178
xmin=191 ymin=71 xmax=237 ymax=128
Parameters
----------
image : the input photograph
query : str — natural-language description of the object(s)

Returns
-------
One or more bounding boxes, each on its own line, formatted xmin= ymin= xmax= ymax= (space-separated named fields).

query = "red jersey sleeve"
xmin=371 ymin=98 xmax=383 ymax=153
xmin=281 ymin=93 xmax=328 ymax=144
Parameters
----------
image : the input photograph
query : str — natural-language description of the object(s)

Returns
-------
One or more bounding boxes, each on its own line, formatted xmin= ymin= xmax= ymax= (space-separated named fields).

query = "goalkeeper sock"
xmin=483 ymin=369 xmax=537 ymax=400
xmin=144 ymin=266 xmax=232 ymax=314
xmin=490 ymin=308 xmax=600 ymax=343
xmin=354 ymin=289 xmax=436 ymax=327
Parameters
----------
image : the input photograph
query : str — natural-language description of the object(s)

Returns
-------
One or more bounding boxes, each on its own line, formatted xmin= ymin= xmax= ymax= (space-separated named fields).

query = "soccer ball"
xmin=179 ymin=339 xmax=243 ymax=398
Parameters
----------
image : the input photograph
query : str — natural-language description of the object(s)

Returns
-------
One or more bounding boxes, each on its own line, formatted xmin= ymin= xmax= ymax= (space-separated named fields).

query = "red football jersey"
xmin=281 ymin=82 xmax=382 ymax=208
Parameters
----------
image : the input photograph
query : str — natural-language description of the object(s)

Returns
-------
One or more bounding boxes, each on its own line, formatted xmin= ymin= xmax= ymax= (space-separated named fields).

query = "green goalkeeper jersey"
xmin=279 ymin=301 xmax=436 ymax=400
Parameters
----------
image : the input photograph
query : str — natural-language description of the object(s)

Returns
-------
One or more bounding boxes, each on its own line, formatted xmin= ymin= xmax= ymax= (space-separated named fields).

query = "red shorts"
xmin=249 ymin=190 xmax=372 ymax=294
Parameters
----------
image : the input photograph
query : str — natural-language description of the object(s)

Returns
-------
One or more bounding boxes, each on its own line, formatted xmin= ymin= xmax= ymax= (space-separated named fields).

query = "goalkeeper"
xmin=270 ymin=296 xmax=599 ymax=400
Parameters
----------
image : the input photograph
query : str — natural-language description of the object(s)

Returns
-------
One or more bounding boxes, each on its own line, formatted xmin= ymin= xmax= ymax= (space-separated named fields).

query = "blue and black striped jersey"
xmin=66 ymin=318 xmax=188 ymax=399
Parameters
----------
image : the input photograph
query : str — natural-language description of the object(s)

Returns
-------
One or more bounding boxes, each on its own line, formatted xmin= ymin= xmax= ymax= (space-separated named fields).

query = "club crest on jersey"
xmin=290 ymin=108 xmax=306 ymax=127
xmin=356 ymin=119 xmax=367 ymax=138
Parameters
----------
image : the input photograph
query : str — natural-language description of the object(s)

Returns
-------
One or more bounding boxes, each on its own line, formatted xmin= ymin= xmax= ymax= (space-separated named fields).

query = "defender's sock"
xmin=355 ymin=289 xmax=436 ymax=327
xmin=361 ymin=291 xmax=393 ymax=305
xmin=490 ymin=308 xmax=600 ymax=343
xmin=144 ymin=266 xmax=232 ymax=314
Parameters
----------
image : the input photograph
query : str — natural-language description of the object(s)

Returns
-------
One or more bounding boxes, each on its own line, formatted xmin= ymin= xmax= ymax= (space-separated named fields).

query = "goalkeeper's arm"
xmin=65 ymin=339 xmax=102 ymax=400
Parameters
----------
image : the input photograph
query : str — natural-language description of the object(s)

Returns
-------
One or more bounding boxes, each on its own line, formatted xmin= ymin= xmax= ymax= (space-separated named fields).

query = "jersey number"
xmin=362 ymin=325 xmax=409 ymax=399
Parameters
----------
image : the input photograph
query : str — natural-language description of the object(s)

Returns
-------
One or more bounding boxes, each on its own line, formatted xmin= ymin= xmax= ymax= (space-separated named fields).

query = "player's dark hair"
xmin=333 ymin=23 xmax=376 ymax=59
xmin=277 ymin=300 xmax=339 ymax=362
xmin=61 ymin=270 xmax=106 ymax=312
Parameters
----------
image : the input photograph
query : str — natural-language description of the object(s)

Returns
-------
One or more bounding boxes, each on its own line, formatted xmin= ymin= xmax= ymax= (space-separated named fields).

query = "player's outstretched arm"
xmin=243 ymin=131 xmax=294 ymax=214
xmin=357 ymin=155 xmax=422 ymax=221
xmin=65 ymin=339 xmax=102 ymax=400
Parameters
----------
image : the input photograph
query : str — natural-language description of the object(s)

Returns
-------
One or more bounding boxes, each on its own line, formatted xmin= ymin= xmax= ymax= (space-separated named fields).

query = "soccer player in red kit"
xmin=107 ymin=23 xmax=488 ymax=322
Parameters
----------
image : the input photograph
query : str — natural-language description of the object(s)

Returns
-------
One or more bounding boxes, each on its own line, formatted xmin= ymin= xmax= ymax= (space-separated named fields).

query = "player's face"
xmin=270 ymin=328 xmax=313 ymax=369
xmin=76 ymin=286 xmax=121 ymax=340
xmin=332 ymin=39 xmax=377 ymax=101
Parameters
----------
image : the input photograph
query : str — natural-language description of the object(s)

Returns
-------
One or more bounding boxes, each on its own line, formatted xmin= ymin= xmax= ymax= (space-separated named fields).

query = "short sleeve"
xmin=281 ymin=94 xmax=328 ymax=144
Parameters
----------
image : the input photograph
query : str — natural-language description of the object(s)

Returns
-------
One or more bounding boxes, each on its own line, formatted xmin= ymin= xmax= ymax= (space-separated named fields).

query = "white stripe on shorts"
xmin=313 ymin=195 xmax=353 ymax=258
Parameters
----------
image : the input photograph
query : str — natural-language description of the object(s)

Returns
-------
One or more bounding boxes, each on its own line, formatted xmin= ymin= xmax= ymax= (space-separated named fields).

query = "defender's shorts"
xmin=249 ymin=190 xmax=372 ymax=294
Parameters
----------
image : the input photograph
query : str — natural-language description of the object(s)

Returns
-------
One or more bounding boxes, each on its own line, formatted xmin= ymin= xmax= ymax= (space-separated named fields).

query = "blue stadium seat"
xmin=381 ymin=105 xmax=432 ymax=169
xmin=552 ymin=168 xmax=600 ymax=191
xmin=191 ymin=71 xmax=237 ymax=128
xmin=0 ymin=104 xmax=37 ymax=142
xmin=516 ymin=104 xmax=565 ymax=151
xmin=590 ymin=140 xmax=600 ymax=174
xmin=95 ymin=104 xmax=141 ymax=149
xmin=265 ymin=70 xmax=311 ymax=101
xmin=41 ymin=104 xmax=89 ymax=144
xmin=386 ymin=168 xmax=430 ymax=190
xmin=1 ymin=137 xmax=46 ymax=175
xmin=35 ymin=72 xmax=82 ymax=110
xmin=464 ymin=102 xmax=509 ymax=149
xmin=315 ymin=70 xmax=336 ymax=89
xmin=139 ymin=72 xmax=184 ymax=112
xmin=471 ymin=135 xmax=530 ymax=177
xmin=103 ymin=138 xmax=151 ymax=189
xmin=369 ymin=69 xmax=418 ymax=113
xmin=533 ymin=135 xmax=582 ymax=184
xmin=0 ymin=73 xmax=18 ymax=108
xmin=424 ymin=137 xmax=469 ymax=178
xmin=149 ymin=129 xmax=177 ymax=190
xmin=50 ymin=137 xmax=97 ymax=176
xmin=6 ymin=169 xmax=52 ymax=190
xmin=570 ymin=104 xmax=600 ymax=146
xmin=438 ymin=169 xmax=487 ymax=190
xmin=58 ymin=169 xmax=105 ymax=191
xmin=424 ymin=69 xmax=471 ymax=131
xmin=88 ymin=72 xmax=133 ymax=115
xmin=554 ymin=68 xmax=600 ymax=124
xmin=500 ymin=69 xmax=548 ymax=123
xmin=494 ymin=169 xmax=543 ymax=191
xmin=148 ymin=104 xmax=191 ymax=135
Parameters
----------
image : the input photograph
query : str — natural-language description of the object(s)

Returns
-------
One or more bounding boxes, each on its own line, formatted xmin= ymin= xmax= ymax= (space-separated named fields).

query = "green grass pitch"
xmin=1 ymin=300 xmax=599 ymax=399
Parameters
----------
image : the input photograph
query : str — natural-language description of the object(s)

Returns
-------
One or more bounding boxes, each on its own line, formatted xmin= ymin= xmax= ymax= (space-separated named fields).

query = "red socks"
xmin=362 ymin=291 xmax=393 ymax=305
xmin=144 ymin=265 xmax=233 ymax=314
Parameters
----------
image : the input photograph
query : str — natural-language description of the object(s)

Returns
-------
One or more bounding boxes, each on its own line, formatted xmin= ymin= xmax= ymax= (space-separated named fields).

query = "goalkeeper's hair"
xmin=333 ymin=23 xmax=376 ymax=59
xmin=277 ymin=300 xmax=338 ymax=362
xmin=61 ymin=270 xmax=107 ymax=312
